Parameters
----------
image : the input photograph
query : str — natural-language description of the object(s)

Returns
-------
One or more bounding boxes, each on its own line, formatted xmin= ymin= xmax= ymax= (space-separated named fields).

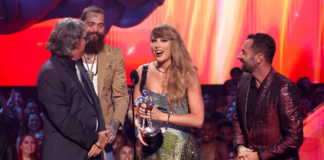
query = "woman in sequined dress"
xmin=133 ymin=23 xmax=205 ymax=160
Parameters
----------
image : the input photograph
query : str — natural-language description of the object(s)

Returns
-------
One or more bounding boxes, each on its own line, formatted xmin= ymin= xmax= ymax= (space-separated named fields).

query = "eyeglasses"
xmin=83 ymin=36 xmax=90 ymax=43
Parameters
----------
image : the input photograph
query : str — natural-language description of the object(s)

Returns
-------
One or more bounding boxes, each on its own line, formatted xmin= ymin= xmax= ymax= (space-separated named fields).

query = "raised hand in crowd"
xmin=0 ymin=89 xmax=8 ymax=114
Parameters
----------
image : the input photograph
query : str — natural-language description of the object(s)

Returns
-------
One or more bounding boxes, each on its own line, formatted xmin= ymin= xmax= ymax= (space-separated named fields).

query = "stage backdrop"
xmin=0 ymin=0 xmax=324 ymax=86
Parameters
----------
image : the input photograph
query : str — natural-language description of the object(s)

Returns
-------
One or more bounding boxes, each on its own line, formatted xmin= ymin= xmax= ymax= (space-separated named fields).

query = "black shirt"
xmin=246 ymin=75 xmax=267 ymax=131
xmin=59 ymin=56 xmax=94 ymax=104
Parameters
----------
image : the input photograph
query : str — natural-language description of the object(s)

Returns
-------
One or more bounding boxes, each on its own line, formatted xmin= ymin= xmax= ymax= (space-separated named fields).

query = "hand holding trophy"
xmin=135 ymin=90 xmax=163 ymax=157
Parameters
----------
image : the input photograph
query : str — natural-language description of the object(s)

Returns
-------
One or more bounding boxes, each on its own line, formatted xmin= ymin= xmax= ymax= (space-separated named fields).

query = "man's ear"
xmin=256 ymin=53 xmax=264 ymax=64
xmin=75 ymin=41 xmax=81 ymax=50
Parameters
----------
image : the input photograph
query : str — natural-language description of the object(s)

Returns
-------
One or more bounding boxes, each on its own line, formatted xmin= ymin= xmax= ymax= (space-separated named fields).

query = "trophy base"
xmin=142 ymin=128 xmax=163 ymax=158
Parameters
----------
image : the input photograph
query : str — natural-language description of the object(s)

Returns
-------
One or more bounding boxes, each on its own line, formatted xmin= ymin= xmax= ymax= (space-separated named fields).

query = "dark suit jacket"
xmin=37 ymin=55 xmax=106 ymax=160
xmin=233 ymin=67 xmax=304 ymax=160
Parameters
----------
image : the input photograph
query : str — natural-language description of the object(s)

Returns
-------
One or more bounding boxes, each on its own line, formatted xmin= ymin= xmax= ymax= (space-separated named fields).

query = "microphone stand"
xmin=131 ymin=79 xmax=137 ymax=160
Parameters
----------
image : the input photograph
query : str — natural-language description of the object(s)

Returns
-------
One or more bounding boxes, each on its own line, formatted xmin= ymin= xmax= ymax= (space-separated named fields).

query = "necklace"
xmin=85 ymin=54 xmax=94 ymax=60
xmin=155 ymin=67 xmax=165 ymax=73
xmin=155 ymin=63 xmax=165 ymax=73
xmin=84 ymin=55 xmax=97 ymax=81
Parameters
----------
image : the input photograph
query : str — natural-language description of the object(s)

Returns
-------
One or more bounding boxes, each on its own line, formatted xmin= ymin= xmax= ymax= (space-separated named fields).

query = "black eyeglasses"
xmin=83 ymin=36 xmax=90 ymax=43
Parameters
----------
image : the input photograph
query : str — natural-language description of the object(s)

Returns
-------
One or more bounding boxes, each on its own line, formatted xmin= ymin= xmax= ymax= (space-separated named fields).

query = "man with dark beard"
xmin=80 ymin=6 xmax=129 ymax=160
xmin=233 ymin=33 xmax=303 ymax=160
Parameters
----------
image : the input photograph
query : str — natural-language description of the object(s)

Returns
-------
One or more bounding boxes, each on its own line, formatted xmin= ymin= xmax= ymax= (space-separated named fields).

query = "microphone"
xmin=130 ymin=70 xmax=139 ymax=86
xmin=129 ymin=70 xmax=139 ymax=160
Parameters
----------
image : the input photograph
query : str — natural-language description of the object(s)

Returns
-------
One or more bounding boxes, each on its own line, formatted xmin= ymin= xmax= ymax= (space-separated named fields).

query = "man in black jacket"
xmin=37 ymin=18 xmax=109 ymax=160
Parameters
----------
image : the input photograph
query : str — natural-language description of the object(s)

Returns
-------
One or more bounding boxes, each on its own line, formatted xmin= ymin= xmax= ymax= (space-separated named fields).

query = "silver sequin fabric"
xmin=140 ymin=86 xmax=204 ymax=160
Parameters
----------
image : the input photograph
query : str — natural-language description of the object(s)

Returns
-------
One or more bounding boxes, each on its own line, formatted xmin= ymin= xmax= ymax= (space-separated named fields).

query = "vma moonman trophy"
xmin=136 ymin=90 xmax=163 ymax=157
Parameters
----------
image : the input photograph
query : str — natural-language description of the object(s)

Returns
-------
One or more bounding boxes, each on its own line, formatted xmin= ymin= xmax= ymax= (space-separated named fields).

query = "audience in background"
xmin=1 ymin=73 xmax=324 ymax=159
xmin=230 ymin=67 xmax=243 ymax=83
xmin=313 ymin=89 xmax=324 ymax=109
xmin=199 ymin=117 xmax=229 ymax=160
xmin=17 ymin=113 xmax=43 ymax=150
xmin=23 ymin=99 xmax=39 ymax=116
xmin=216 ymin=88 xmax=237 ymax=117
xmin=121 ymin=115 xmax=135 ymax=144
xmin=39 ymin=112 xmax=45 ymax=122
xmin=113 ymin=132 xmax=128 ymax=160
xmin=116 ymin=145 xmax=134 ymax=160
xmin=226 ymin=104 xmax=236 ymax=121
xmin=215 ymin=79 xmax=237 ymax=110
xmin=34 ymin=133 xmax=44 ymax=147
xmin=199 ymin=90 xmax=227 ymax=145
xmin=18 ymin=134 xmax=39 ymax=160
xmin=6 ymin=90 xmax=24 ymax=112
xmin=301 ymin=96 xmax=313 ymax=115
xmin=296 ymin=77 xmax=324 ymax=114
xmin=297 ymin=77 xmax=314 ymax=101
xmin=203 ymin=91 xmax=226 ymax=123
xmin=0 ymin=89 xmax=20 ymax=160
xmin=135 ymin=139 xmax=142 ymax=160
xmin=0 ymin=89 xmax=23 ymax=120
xmin=19 ymin=113 xmax=43 ymax=137
xmin=217 ymin=120 xmax=236 ymax=160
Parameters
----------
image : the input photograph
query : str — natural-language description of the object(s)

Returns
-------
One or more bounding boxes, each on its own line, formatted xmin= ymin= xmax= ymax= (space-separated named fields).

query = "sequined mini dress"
xmin=140 ymin=65 xmax=204 ymax=160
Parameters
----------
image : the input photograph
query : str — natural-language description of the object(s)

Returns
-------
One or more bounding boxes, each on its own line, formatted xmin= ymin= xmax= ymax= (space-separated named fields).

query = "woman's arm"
xmin=133 ymin=66 xmax=149 ymax=146
xmin=162 ymin=69 xmax=204 ymax=128
xmin=133 ymin=66 xmax=143 ymax=129
xmin=139 ymin=69 xmax=205 ymax=128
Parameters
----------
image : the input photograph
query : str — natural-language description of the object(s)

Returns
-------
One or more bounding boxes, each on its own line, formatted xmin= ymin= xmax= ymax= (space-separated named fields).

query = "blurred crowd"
xmin=0 ymin=67 xmax=323 ymax=160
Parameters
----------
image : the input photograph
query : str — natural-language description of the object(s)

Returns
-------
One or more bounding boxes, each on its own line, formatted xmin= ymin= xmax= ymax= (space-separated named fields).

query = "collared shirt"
xmin=75 ymin=64 xmax=98 ymax=132
xmin=60 ymin=56 xmax=98 ymax=131
xmin=246 ymin=74 xmax=268 ymax=131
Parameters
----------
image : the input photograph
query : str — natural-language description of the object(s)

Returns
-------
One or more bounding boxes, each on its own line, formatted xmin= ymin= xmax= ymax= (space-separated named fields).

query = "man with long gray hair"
xmin=37 ymin=18 xmax=109 ymax=160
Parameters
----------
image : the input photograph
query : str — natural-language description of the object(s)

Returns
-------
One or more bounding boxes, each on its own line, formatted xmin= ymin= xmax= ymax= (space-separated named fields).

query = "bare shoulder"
xmin=187 ymin=67 xmax=200 ymax=88
xmin=136 ymin=63 xmax=152 ymax=78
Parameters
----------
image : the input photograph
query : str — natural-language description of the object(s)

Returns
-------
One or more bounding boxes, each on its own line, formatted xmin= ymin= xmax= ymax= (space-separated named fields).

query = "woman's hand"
xmin=139 ymin=103 xmax=165 ymax=121
xmin=137 ymin=127 xmax=148 ymax=146
xmin=6 ymin=89 xmax=16 ymax=107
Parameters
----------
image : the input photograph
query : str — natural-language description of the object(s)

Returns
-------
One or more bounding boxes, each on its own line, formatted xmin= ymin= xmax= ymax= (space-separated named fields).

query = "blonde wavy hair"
xmin=151 ymin=23 xmax=194 ymax=108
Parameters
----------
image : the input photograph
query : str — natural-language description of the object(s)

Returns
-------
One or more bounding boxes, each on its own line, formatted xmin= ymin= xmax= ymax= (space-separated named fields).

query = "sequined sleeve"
xmin=258 ymin=82 xmax=303 ymax=159
xmin=232 ymin=81 xmax=246 ymax=151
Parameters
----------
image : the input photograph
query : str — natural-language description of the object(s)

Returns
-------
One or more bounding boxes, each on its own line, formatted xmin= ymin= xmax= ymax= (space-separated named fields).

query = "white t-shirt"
xmin=83 ymin=63 xmax=98 ymax=96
